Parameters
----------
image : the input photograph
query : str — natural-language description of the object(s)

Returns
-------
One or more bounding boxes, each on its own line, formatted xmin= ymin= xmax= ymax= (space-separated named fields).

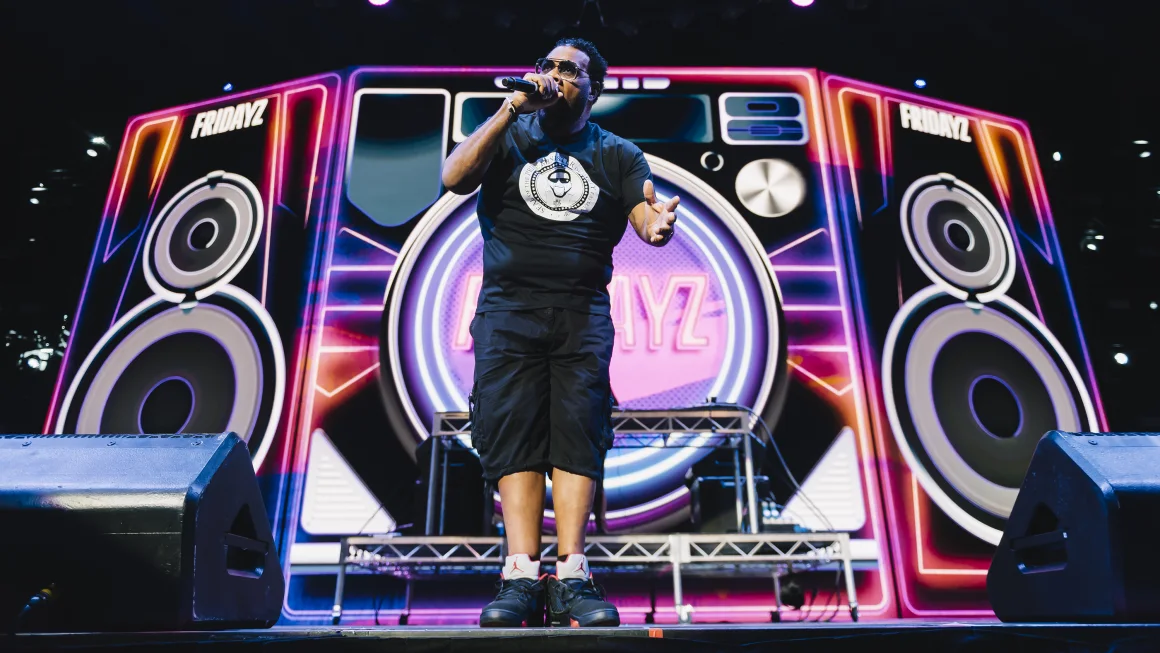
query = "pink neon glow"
xmin=109 ymin=120 xmax=183 ymax=323
xmin=261 ymin=93 xmax=280 ymax=305
xmin=368 ymin=0 xmax=389 ymax=5
xmin=792 ymin=0 xmax=815 ymax=6
xmin=103 ymin=117 xmax=179 ymax=263
xmin=976 ymin=120 xmax=1046 ymax=324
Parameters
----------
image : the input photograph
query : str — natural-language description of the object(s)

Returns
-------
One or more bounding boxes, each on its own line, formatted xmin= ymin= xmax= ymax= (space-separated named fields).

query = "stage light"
xmin=223 ymin=83 xmax=233 ymax=92
xmin=29 ymin=198 xmax=39 ymax=205
xmin=27 ymin=358 xmax=42 ymax=370
xmin=1052 ymin=151 xmax=1062 ymax=162
xmin=90 ymin=136 xmax=106 ymax=145
xmin=1085 ymin=243 xmax=1097 ymax=251
xmin=1094 ymin=234 xmax=1104 ymax=240
xmin=31 ymin=184 xmax=45 ymax=191
xmin=791 ymin=0 xmax=815 ymax=6
xmin=1141 ymin=151 xmax=1152 ymax=158
xmin=1150 ymin=302 xmax=1158 ymax=310
xmin=1135 ymin=140 xmax=1150 ymax=145
xmin=86 ymin=149 xmax=98 ymax=157
xmin=368 ymin=0 xmax=389 ymax=5
xmin=914 ymin=79 xmax=927 ymax=89
xmin=1114 ymin=352 xmax=1129 ymax=365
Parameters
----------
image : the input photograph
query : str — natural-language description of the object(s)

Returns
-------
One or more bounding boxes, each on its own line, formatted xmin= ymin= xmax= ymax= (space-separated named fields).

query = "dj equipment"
xmin=45 ymin=74 xmax=343 ymax=545
xmin=823 ymin=75 xmax=1103 ymax=615
xmin=987 ymin=431 xmax=1160 ymax=622
xmin=0 ymin=433 xmax=283 ymax=632
xmin=278 ymin=66 xmax=890 ymax=622
xmin=499 ymin=77 xmax=538 ymax=94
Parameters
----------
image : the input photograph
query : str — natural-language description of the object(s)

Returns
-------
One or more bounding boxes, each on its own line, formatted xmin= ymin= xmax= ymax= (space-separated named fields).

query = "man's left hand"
xmin=642 ymin=179 xmax=679 ymax=244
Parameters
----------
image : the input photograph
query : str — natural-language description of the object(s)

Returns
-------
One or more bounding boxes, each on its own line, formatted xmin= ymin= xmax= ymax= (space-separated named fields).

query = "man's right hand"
xmin=510 ymin=73 xmax=563 ymax=114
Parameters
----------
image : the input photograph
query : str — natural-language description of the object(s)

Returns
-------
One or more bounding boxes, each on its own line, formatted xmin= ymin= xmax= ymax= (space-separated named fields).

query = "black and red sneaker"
xmin=479 ymin=576 xmax=546 ymax=627
xmin=546 ymin=576 xmax=620 ymax=627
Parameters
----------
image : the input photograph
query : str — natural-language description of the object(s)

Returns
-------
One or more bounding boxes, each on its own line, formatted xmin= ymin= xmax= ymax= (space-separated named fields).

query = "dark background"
xmin=1 ymin=0 xmax=1156 ymax=434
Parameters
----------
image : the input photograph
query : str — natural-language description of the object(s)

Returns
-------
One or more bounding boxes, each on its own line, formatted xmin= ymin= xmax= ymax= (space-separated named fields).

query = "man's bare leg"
xmin=481 ymin=471 xmax=548 ymax=627
xmin=498 ymin=471 xmax=547 ymax=556
xmin=551 ymin=468 xmax=595 ymax=556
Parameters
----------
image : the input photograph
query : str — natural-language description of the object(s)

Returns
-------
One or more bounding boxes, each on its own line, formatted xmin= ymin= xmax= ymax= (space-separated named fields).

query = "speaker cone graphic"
xmin=900 ymin=173 xmax=1015 ymax=302
xmin=55 ymin=285 xmax=285 ymax=469
xmin=881 ymin=286 xmax=1098 ymax=544
xmin=143 ymin=171 xmax=265 ymax=302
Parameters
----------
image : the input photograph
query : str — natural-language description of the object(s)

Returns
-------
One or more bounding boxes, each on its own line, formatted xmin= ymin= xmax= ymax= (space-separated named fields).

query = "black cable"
xmin=697 ymin=401 xmax=835 ymax=532
xmin=814 ymin=569 xmax=843 ymax=622
xmin=798 ymin=584 xmax=818 ymax=622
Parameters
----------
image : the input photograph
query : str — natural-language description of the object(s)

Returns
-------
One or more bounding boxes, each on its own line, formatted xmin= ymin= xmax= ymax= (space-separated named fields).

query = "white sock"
xmin=555 ymin=554 xmax=591 ymax=580
xmin=503 ymin=554 xmax=540 ymax=580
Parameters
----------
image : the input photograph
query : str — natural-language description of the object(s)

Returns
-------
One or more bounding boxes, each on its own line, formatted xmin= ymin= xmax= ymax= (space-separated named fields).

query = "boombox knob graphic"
xmin=700 ymin=151 xmax=725 ymax=172
xmin=734 ymin=158 xmax=806 ymax=218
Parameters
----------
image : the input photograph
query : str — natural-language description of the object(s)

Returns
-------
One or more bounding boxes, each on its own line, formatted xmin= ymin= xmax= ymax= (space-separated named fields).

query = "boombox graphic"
xmin=57 ymin=65 xmax=1101 ymax=623
xmin=46 ymin=74 xmax=343 ymax=542
xmin=822 ymin=75 xmax=1104 ymax=616
xmin=280 ymin=67 xmax=895 ymax=623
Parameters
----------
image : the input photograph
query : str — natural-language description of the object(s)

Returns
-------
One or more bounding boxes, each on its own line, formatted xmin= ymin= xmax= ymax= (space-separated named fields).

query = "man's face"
xmin=541 ymin=45 xmax=597 ymax=119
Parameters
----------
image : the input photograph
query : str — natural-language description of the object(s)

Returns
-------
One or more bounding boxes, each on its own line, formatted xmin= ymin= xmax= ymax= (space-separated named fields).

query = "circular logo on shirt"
xmin=519 ymin=152 xmax=600 ymax=221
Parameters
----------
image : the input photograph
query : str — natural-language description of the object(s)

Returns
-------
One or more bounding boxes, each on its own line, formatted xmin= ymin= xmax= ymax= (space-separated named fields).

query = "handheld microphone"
xmin=500 ymin=77 xmax=539 ymax=94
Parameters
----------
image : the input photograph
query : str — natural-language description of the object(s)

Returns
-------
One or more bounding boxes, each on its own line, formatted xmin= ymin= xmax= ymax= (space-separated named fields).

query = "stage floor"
xmin=4 ymin=621 xmax=1159 ymax=653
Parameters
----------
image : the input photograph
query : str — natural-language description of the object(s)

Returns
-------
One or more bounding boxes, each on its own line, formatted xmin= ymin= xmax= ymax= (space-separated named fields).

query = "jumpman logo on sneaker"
xmin=511 ymin=560 xmax=524 ymax=574
xmin=578 ymin=558 xmax=587 ymax=576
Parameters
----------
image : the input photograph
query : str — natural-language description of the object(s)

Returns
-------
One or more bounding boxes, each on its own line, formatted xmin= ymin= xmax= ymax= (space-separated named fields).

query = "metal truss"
xmin=332 ymin=533 xmax=859 ymax=625
xmin=431 ymin=408 xmax=758 ymax=448
xmin=426 ymin=408 xmax=765 ymax=536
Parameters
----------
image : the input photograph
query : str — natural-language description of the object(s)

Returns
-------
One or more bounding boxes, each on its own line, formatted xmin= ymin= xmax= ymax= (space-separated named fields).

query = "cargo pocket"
xmin=468 ymin=381 xmax=488 ymax=453
xmin=601 ymin=384 xmax=617 ymax=451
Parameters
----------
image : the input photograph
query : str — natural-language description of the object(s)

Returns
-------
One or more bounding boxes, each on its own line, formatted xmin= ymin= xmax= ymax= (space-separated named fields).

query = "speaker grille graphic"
xmin=882 ymin=287 xmax=1096 ymax=544
xmin=55 ymin=286 xmax=285 ymax=469
xmin=900 ymin=174 xmax=1015 ymax=302
xmin=143 ymin=171 xmax=265 ymax=302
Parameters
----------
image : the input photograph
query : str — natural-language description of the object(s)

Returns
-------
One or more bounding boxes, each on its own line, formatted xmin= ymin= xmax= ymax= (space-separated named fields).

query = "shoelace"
xmin=495 ymin=578 xmax=543 ymax=603
xmin=552 ymin=577 xmax=607 ymax=604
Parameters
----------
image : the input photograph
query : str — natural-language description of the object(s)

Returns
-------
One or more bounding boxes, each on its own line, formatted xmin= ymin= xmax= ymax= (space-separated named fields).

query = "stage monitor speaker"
xmin=987 ymin=431 xmax=1160 ymax=622
xmin=0 ymin=433 xmax=284 ymax=632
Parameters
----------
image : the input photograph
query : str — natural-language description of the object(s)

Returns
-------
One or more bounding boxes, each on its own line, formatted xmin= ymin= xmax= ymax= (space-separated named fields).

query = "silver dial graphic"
xmin=734 ymin=158 xmax=807 ymax=218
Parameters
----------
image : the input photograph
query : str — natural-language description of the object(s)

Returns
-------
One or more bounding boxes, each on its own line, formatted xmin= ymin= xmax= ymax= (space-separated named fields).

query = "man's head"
xmin=537 ymin=37 xmax=608 ymax=125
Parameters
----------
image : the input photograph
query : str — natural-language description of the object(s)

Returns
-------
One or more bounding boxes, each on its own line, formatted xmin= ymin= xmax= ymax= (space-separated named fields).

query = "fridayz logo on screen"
xmin=189 ymin=99 xmax=268 ymax=139
xmin=899 ymin=102 xmax=972 ymax=143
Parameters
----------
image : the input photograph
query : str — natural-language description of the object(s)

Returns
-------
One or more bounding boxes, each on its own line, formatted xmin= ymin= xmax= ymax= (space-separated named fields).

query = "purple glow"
xmin=792 ymin=0 xmax=815 ymax=6
xmin=368 ymin=0 xmax=389 ymax=5
xmin=968 ymin=374 xmax=1023 ymax=440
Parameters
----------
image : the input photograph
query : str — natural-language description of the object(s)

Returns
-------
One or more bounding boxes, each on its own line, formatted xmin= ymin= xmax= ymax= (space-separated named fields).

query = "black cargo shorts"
xmin=468 ymin=307 xmax=615 ymax=482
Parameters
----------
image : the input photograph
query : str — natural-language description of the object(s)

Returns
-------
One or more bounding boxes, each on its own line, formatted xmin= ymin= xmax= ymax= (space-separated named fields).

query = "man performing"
xmin=440 ymin=38 xmax=679 ymax=628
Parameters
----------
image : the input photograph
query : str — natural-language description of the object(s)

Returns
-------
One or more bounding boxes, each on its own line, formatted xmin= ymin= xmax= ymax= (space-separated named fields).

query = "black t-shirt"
xmin=474 ymin=113 xmax=652 ymax=316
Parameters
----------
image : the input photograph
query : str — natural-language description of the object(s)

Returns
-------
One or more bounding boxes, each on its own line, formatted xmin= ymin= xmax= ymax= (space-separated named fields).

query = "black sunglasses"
xmin=535 ymin=58 xmax=589 ymax=82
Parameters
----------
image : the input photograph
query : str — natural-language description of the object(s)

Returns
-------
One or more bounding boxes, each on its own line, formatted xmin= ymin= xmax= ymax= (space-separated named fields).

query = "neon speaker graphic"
xmin=47 ymin=75 xmax=343 ymax=548
xmin=55 ymin=172 xmax=284 ymax=469
xmin=823 ymin=75 xmax=1104 ymax=616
